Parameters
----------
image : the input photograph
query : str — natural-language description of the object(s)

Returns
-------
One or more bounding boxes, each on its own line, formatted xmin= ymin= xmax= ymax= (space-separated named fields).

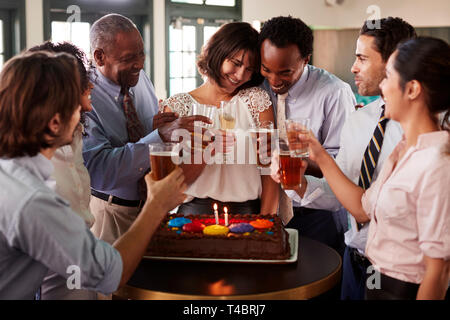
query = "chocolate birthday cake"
xmin=146 ymin=214 xmax=291 ymax=260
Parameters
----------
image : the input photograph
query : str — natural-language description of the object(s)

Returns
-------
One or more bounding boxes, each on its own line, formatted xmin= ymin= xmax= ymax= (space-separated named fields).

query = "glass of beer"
xmin=249 ymin=121 xmax=275 ymax=168
xmin=149 ymin=143 xmax=180 ymax=181
xmin=278 ymin=139 xmax=303 ymax=190
xmin=285 ymin=118 xmax=310 ymax=158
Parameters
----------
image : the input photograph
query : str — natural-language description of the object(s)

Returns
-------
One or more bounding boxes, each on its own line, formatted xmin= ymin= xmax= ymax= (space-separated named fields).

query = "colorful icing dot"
xmin=243 ymin=232 xmax=250 ymax=236
xmin=182 ymin=221 xmax=205 ymax=233
xmin=171 ymin=227 xmax=179 ymax=231
xmin=203 ymin=225 xmax=229 ymax=236
xmin=229 ymin=223 xmax=254 ymax=234
xmin=250 ymin=219 xmax=274 ymax=230
xmin=266 ymin=231 xmax=274 ymax=235
xmin=168 ymin=217 xmax=192 ymax=228
xmin=176 ymin=230 xmax=183 ymax=234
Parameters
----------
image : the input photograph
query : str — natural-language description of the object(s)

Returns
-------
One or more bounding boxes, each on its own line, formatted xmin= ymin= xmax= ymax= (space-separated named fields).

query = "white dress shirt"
xmin=290 ymin=98 xmax=403 ymax=253
xmin=262 ymin=64 xmax=356 ymax=158
xmin=263 ymin=64 xmax=356 ymax=209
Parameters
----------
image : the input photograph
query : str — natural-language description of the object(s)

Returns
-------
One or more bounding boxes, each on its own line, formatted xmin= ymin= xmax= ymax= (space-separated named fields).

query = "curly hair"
xmin=28 ymin=41 xmax=91 ymax=134
xmin=360 ymin=17 xmax=416 ymax=62
xmin=259 ymin=16 xmax=313 ymax=58
xmin=28 ymin=41 xmax=90 ymax=92
xmin=197 ymin=22 xmax=263 ymax=92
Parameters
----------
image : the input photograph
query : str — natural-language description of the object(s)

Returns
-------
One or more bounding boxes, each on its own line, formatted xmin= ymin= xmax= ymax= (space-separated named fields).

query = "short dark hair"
xmin=259 ymin=16 xmax=313 ymax=58
xmin=360 ymin=17 xmax=416 ymax=62
xmin=0 ymin=52 xmax=81 ymax=157
xmin=197 ymin=22 xmax=263 ymax=91
xmin=394 ymin=37 xmax=450 ymax=117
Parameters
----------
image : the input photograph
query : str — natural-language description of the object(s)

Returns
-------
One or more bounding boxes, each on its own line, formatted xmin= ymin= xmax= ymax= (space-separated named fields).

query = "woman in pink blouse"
xmin=302 ymin=37 xmax=450 ymax=300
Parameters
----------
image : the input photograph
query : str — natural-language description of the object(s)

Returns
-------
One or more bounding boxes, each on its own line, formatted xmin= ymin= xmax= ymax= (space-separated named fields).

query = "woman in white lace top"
xmin=161 ymin=22 xmax=279 ymax=215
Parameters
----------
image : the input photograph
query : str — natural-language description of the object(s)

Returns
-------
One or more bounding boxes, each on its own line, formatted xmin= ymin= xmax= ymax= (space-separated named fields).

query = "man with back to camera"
xmin=260 ymin=16 xmax=355 ymax=255
xmin=271 ymin=17 xmax=416 ymax=299
xmin=0 ymin=51 xmax=187 ymax=299
xmin=83 ymin=14 xmax=209 ymax=244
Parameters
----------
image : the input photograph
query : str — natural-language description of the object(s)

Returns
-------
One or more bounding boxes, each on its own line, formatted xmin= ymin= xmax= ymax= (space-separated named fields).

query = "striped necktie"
xmin=353 ymin=106 xmax=388 ymax=230
xmin=358 ymin=105 xmax=389 ymax=189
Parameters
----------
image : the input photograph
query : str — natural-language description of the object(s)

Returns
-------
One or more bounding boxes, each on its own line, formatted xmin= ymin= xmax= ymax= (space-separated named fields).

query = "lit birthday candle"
xmin=224 ymin=206 xmax=229 ymax=226
xmin=213 ymin=203 xmax=219 ymax=225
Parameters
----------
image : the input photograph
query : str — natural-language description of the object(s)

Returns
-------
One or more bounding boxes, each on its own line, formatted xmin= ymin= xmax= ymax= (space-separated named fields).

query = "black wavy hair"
xmin=259 ymin=16 xmax=313 ymax=59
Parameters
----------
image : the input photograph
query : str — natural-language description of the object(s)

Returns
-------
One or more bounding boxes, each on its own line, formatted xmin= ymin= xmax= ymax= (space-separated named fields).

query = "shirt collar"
xmin=11 ymin=153 xmax=54 ymax=182
xmin=286 ymin=64 xmax=309 ymax=100
xmin=92 ymin=68 xmax=123 ymax=101
xmin=415 ymin=131 xmax=449 ymax=150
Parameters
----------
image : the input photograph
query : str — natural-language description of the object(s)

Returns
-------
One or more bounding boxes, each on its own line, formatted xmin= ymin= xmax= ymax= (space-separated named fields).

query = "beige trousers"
xmin=89 ymin=196 xmax=141 ymax=245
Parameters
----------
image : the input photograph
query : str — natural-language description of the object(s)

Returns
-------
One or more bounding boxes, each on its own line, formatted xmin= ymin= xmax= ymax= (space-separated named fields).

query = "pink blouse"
xmin=362 ymin=131 xmax=450 ymax=284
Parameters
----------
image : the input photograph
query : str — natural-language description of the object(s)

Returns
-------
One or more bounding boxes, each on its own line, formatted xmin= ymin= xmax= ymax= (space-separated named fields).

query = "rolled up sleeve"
xmin=11 ymin=191 xmax=123 ymax=295
xmin=417 ymin=164 xmax=450 ymax=259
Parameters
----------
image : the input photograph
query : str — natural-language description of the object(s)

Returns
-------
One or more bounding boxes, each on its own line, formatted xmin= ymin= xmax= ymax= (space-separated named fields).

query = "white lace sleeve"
xmin=159 ymin=93 xmax=195 ymax=117
xmin=238 ymin=87 xmax=272 ymax=127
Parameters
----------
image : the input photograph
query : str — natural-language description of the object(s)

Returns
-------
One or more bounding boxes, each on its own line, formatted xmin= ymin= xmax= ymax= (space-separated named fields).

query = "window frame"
xmin=165 ymin=0 xmax=242 ymax=96
xmin=43 ymin=0 xmax=154 ymax=82
xmin=0 ymin=0 xmax=26 ymax=66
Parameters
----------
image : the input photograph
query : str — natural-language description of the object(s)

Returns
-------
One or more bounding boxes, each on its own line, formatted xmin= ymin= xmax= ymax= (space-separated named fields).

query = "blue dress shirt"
xmin=82 ymin=68 xmax=162 ymax=200
xmin=0 ymin=154 xmax=123 ymax=299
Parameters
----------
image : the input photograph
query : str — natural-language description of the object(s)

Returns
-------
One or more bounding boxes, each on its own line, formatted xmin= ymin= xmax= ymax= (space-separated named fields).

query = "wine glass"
xmin=219 ymin=100 xmax=236 ymax=130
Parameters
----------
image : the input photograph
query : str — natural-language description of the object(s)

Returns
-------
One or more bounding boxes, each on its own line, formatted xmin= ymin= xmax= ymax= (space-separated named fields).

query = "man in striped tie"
xmin=271 ymin=17 xmax=416 ymax=299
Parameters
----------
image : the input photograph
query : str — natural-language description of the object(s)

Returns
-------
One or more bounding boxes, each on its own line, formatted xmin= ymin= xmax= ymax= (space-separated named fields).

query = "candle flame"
xmin=213 ymin=203 xmax=218 ymax=210
xmin=224 ymin=206 xmax=228 ymax=213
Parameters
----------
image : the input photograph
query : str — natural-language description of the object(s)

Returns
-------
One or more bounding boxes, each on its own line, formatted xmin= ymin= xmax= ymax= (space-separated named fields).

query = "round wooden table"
xmin=115 ymin=236 xmax=342 ymax=300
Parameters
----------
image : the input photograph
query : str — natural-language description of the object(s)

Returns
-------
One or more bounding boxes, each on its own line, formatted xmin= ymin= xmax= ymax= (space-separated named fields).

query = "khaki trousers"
xmin=89 ymin=196 xmax=141 ymax=245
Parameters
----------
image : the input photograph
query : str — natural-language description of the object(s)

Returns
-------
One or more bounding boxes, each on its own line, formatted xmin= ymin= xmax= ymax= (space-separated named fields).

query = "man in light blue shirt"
xmin=0 ymin=51 xmax=187 ymax=299
xmin=83 ymin=14 xmax=205 ymax=244
xmin=260 ymin=16 xmax=355 ymax=255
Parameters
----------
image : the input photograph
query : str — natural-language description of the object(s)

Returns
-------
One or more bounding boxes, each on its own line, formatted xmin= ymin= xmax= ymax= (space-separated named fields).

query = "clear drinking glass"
xmin=219 ymin=100 xmax=237 ymax=130
xmin=190 ymin=103 xmax=217 ymax=128
xmin=249 ymin=120 xmax=275 ymax=168
xmin=285 ymin=118 xmax=310 ymax=158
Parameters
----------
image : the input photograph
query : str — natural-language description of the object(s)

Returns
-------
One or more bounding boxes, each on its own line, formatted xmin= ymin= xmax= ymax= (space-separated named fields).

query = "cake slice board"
xmin=144 ymin=228 xmax=298 ymax=264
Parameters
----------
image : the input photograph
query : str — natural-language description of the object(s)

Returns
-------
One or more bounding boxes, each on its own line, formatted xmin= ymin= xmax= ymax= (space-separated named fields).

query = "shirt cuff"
xmin=138 ymin=129 xmax=163 ymax=145
xmin=94 ymin=246 xmax=123 ymax=295
xmin=420 ymin=241 xmax=450 ymax=260
xmin=300 ymin=176 xmax=325 ymax=207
